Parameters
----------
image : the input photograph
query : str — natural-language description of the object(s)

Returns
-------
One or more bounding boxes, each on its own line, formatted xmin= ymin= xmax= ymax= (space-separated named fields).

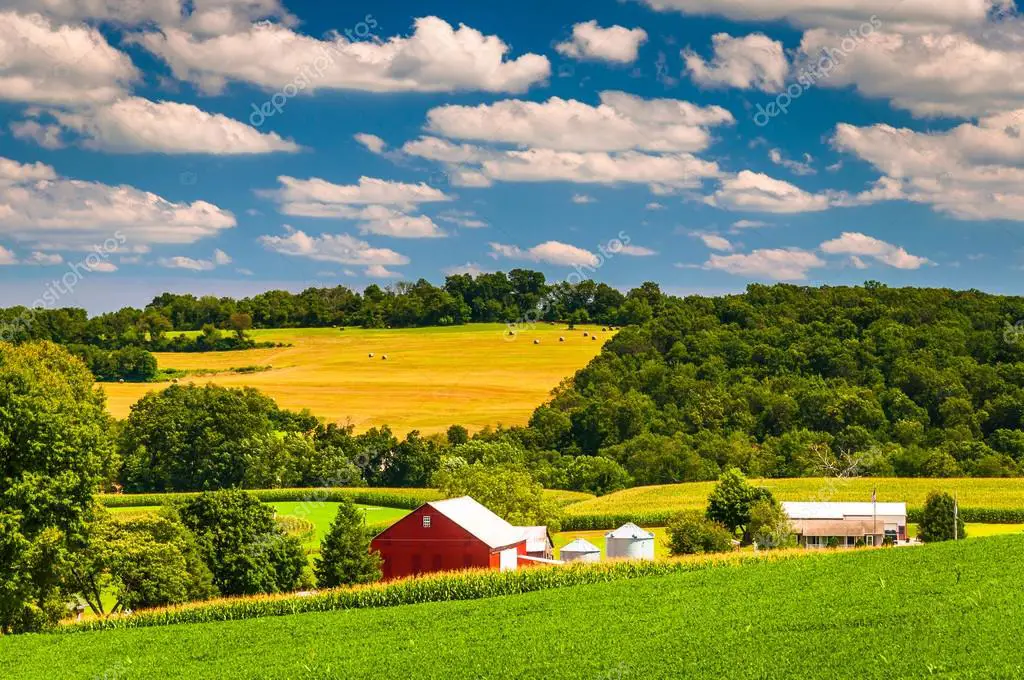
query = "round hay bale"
xmin=508 ymin=330 xmax=516 ymax=336
xmin=602 ymin=327 xmax=607 ymax=331
xmin=583 ymin=331 xmax=589 ymax=337
xmin=172 ymin=378 xmax=179 ymax=384
xmin=533 ymin=339 xmax=540 ymax=345
xmin=118 ymin=378 xmax=125 ymax=384
xmin=368 ymin=352 xmax=375 ymax=358
xmin=559 ymin=336 xmax=565 ymax=342
xmin=382 ymin=354 xmax=388 ymax=360
xmin=592 ymin=335 xmax=598 ymax=341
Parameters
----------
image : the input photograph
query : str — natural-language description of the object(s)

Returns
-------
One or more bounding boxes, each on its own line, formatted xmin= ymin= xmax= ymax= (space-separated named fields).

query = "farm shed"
xmin=370 ymin=496 xmax=535 ymax=580
xmin=605 ymin=523 xmax=655 ymax=560
xmin=560 ymin=538 xmax=601 ymax=563
xmin=782 ymin=502 xmax=908 ymax=548
xmin=519 ymin=526 xmax=555 ymax=560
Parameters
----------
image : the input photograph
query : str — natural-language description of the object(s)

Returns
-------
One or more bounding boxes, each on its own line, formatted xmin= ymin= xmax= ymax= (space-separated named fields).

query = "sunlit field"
xmin=101 ymin=324 xmax=610 ymax=434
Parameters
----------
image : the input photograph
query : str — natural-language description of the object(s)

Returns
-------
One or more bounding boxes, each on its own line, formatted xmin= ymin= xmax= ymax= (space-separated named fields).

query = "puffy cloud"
xmin=24 ymin=251 xmax=63 ymax=265
xmin=134 ymin=16 xmax=550 ymax=95
xmin=400 ymin=137 xmax=497 ymax=164
xmin=819 ymin=231 xmax=931 ymax=268
xmin=364 ymin=264 xmax=402 ymax=278
xmin=618 ymin=244 xmax=658 ymax=256
xmin=354 ymin=133 xmax=387 ymax=154
xmin=481 ymin=149 xmax=721 ymax=188
xmin=213 ymin=248 xmax=232 ymax=265
xmin=796 ymin=25 xmax=1024 ymax=118
xmin=443 ymin=262 xmax=489 ymax=276
xmin=684 ymin=33 xmax=788 ymax=92
xmin=158 ymin=248 xmax=233 ymax=271
xmin=424 ymin=91 xmax=734 ymax=153
xmin=833 ymin=118 xmax=1024 ymax=220
xmin=0 ymin=11 xmax=138 ymax=106
xmin=47 ymin=96 xmax=300 ymax=153
xmin=645 ymin=201 xmax=665 ymax=210
xmin=260 ymin=175 xmax=449 ymax=238
xmin=0 ymin=246 xmax=16 ymax=265
xmin=10 ymin=120 xmax=64 ymax=149
xmin=437 ymin=209 xmax=487 ymax=228
xmin=555 ymin=20 xmax=648 ymax=64
xmin=636 ymin=0 xmax=1005 ymax=31
xmin=572 ymin=194 xmax=596 ymax=204
xmin=706 ymin=248 xmax=825 ymax=280
xmin=0 ymin=156 xmax=235 ymax=250
xmin=489 ymin=241 xmax=600 ymax=267
xmin=691 ymin=232 xmax=734 ymax=251
xmin=259 ymin=227 xmax=410 ymax=266
xmin=731 ymin=219 xmax=768 ymax=229
xmin=704 ymin=170 xmax=832 ymax=213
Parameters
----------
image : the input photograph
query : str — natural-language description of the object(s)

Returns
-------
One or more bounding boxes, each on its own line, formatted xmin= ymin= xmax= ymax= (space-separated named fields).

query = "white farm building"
xmin=605 ymin=523 xmax=655 ymax=560
xmin=559 ymin=538 xmax=601 ymax=563
xmin=782 ymin=502 xmax=908 ymax=548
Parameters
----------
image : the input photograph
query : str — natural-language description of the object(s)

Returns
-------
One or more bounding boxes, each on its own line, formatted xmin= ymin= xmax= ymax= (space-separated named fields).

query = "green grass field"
xmin=101 ymin=324 xmax=609 ymax=434
xmin=565 ymin=477 xmax=1024 ymax=517
xmin=5 ymin=535 xmax=1023 ymax=678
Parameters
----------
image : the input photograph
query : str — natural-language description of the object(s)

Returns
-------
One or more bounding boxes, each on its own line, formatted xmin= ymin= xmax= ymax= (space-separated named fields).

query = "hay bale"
xmin=592 ymin=335 xmax=598 ymax=341
xmin=382 ymin=354 xmax=388 ymax=360
xmin=118 ymin=378 xmax=125 ymax=384
xmin=602 ymin=327 xmax=607 ymax=331
xmin=583 ymin=331 xmax=589 ymax=337
xmin=559 ymin=336 xmax=565 ymax=342
xmin=368 ymin=353 xmax=375 ymax=358
xmin=533 ymin=339 xmax=540 ymax=345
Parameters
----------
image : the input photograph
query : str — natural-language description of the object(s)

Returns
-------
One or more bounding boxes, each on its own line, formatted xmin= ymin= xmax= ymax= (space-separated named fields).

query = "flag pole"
xmin=872 ymin=487 xmax=877 ymax=545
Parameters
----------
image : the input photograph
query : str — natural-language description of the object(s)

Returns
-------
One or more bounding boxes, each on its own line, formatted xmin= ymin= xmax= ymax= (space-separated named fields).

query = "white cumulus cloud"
xmin=555 ymin=20 xmax=648 ymax=64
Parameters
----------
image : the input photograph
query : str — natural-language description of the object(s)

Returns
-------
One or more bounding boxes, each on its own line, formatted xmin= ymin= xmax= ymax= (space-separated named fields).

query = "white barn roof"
xmin=605 ymin=522 xmax=654 ymax=540
xmin=517 ymin=526 xmax=551 ymax=553
xmin=560 ymin=538 xmax=601 ymax=554
xmin=427 ymin=496 xmax=525 ymax=549
xmin=782 ymin=501 xmax=907 ymax=520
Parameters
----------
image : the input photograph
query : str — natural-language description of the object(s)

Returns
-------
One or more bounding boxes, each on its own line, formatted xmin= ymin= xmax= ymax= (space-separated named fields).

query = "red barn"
xmin=371 ymin=496 xmax=530 ymax=580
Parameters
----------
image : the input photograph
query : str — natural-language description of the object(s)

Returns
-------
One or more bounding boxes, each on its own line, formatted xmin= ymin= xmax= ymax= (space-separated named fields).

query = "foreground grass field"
xmin=566 ymin=477 xmax=1024 ymax=518
xmin=5 ymin=536 xmax=1022 ymax=678
xmin=101 ymin=325 xmax=609 ymax=434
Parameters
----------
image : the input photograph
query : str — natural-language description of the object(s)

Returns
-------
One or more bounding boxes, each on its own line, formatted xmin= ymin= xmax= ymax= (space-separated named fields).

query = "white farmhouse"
xmin=605 ymin=523 xmax=655 ymax=560
xmin=559 ymin=538 xmax=601 ymax=563
xmin=782 ymin=501 xmax=908 ymax=548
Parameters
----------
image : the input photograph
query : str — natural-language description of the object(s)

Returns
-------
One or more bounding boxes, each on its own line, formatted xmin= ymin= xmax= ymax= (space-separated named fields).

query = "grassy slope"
xmin=101 ymin=325 xmax=609 ymax=434
xmin=5 ymin=536 xmax=1023 ymax=679
xmin=566 ymin=477 xmax=1024 ymax=517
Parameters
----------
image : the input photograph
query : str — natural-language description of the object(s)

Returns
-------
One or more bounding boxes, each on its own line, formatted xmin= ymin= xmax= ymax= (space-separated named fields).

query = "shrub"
xmin=747 ymin=498 xmax=796 ymax=550
xmin=666 ymin=511 xmax=734 ymax=555
xmin=918 ymin=491 xmax=967 ymax=543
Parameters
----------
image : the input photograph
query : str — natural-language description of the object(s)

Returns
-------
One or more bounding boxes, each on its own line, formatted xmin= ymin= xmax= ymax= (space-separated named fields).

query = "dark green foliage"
xmin=918 ymin=491 xmax=967 ymax=542
xmin=432 ymin=463 xmax=562 ymax=532
xmin=666 ymin=511 xmax=734 ymax=555
xmin=99 ymin=488 xmax=441 ymax=510
xmin=67 ymin=345 xmax=158 ymax=382
xmin=564 ymin=456 xmax=632 ymax=495
xmin=0 ymin=342 xmax=113 ymax=633
xmin=705 ymin=469 xmax=773 ymax=539
xmin=314 ymin=498 xmax=382 ymax=588
xmin=528 ymin=283 xmax=1024 ymax=479
xmin=175 ymin=491 xmax=306 ymax=596
xmin=118 ymin=384 xmax=317 ymax=492
xmin=747 ymin=497 xmax=796 ymax=549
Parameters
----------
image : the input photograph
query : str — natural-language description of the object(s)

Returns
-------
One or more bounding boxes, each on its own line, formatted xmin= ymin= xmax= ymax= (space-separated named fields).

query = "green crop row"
xmin=274 ymin=515 xmax=316 ymax=540
xmin=98 ymin=487 xmax=443 ymax=510
xmin=58 ymin=549 xmax=807 ymax=633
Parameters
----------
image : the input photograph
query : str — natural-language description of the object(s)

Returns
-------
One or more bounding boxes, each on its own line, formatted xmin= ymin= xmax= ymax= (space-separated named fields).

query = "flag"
xmin=871 ymin=488 xmax=876 ymax=503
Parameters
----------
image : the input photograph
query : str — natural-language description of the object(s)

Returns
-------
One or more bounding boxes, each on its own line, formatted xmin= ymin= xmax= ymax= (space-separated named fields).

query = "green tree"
xmin=747 ymin=498 xmax=796 ymax=549
xmin=918 ymin=491 xmax=967 ymax=543
xmin=314 ymin=498 xmax=382 ymax=588
xmin=0 ymin=342 xmax=113 ymax=633
xmin=666 ymin=511 xmax=734 ymax=555
xmin=228 ymin=312 xmax=253 ymax=341
xmin=565 ymin=456 xmax=632 ymax=495
xmin=68 ymin=510 xmax=215 ymax=615
xmin=705 ymin=468 xmax=772 ymax=541
xmin=176 ymin=490 xmax=306 ymax=596
xmin=431 ymin=463 xmax=561 ymax=532
xmin=446 ymin=424 xmax=469 ymax=446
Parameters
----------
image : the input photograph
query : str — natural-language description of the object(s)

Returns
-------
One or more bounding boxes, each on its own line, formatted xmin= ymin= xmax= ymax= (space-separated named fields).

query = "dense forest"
xmin=510 ymin=283 xmax=1024 ymax=481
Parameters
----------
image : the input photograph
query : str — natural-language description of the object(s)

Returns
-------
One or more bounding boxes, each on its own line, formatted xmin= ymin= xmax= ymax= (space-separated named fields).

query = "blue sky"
xmin=1 ymin=0 xmax=1023 ymax=312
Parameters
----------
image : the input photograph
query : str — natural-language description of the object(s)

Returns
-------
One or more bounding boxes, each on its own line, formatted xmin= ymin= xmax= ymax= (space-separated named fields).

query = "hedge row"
xmin=563 ymin=507 xmax=1024 ymax=531
xmin=59 ymin=549 xmax=809 ymax=633
xmin=98 ymin=488 xmax=442 ymax=510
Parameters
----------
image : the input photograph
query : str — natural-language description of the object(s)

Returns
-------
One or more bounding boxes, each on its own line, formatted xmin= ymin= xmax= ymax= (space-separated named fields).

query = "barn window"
xmin=422 ymin=515 xmax=431 ymax=528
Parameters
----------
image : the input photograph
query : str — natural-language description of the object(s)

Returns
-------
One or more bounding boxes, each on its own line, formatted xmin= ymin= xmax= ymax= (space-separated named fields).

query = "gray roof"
xmin=605 ymin=522 xmax=655 ymax=540
xmin=427 ymin=496 xmax=525 ymax=549
xmin=782 ymin=501 xmax=907 ymax=520
xmin=560 ymin=538 xmax=601 ymax=554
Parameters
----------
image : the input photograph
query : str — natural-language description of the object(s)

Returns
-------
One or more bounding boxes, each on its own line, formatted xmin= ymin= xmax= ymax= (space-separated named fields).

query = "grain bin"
xmin=605 ymin=523 xmax=655 ymax=560
xmin=559 ymin=538 xmax=601 ymax=563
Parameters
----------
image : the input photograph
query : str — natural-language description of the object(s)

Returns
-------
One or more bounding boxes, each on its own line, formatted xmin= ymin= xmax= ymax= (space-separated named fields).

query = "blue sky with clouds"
xmin=1 ymin=0 xmax=1023 ymax=312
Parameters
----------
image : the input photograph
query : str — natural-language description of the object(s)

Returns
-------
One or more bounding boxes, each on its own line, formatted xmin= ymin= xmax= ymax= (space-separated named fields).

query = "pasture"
xmin=5 ymin=535 xmax=1023 ymax=678
xmin=100 ymin=324 xmax=609 ymax=434
xmin=565 ymin=477 xmax=1024 ymax=518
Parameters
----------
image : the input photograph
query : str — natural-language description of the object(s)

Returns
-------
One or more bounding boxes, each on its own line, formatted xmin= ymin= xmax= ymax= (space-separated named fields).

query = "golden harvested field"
xmin=101 ymin=324 xmax=610 ymax=434
xmin=565 ymin=477 xmax=1024 ymax=516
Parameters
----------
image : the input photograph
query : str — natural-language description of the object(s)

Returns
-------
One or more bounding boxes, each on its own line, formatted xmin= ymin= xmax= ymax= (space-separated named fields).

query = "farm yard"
xmin=100 ymin=325 xmax=610 ymax=434
xmin=563 ymin=477 xmax=1024 ymax=528
xmin=5 ymin=535 xmax=1023 ymax=679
